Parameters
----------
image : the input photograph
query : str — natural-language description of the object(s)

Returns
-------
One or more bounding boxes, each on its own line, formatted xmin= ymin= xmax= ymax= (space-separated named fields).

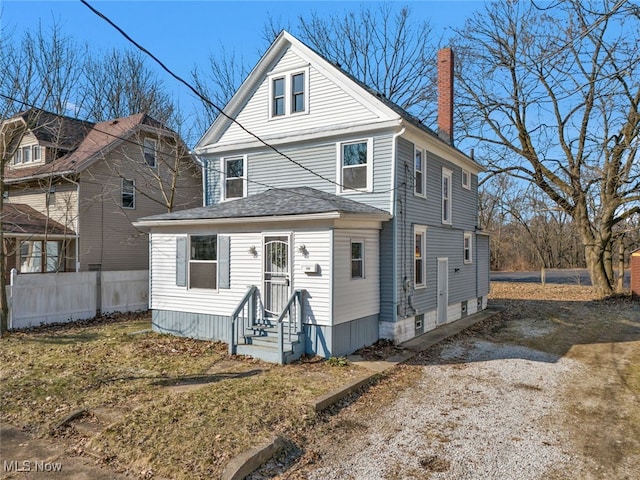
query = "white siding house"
xmin=136 ymin=31 xmax=489 ymax=363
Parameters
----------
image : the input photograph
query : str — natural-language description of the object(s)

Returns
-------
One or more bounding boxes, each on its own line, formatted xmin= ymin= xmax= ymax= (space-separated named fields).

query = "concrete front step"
xmin=236 ymin=343 xmax=303 ymax=364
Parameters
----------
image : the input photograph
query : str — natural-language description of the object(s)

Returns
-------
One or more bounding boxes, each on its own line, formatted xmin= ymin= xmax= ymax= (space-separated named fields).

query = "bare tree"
xmin=295 ymin=3 xmax=439 ymax=122
xmin=80 ymin=49 xmax=178 ymax=127
xmin=455 ymin=0 xmax=639 ymax=295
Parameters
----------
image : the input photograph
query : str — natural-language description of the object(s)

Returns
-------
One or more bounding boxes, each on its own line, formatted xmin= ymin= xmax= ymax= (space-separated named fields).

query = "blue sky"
xmin=2 ymin=0 xmax=486 ymax=138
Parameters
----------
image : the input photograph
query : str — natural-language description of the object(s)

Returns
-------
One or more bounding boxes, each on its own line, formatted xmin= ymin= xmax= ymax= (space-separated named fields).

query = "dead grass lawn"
xmin=0 ymin=313 xmax=364 ymax=479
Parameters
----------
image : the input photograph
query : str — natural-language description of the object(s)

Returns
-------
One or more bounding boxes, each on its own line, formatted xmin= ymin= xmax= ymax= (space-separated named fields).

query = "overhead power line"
xmin=80 ymin=0 xmax=385 ymax=194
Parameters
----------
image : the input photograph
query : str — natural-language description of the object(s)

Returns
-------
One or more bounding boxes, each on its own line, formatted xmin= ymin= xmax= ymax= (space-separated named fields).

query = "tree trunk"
xmin=584 ymin=243 xmax=614 ymax=297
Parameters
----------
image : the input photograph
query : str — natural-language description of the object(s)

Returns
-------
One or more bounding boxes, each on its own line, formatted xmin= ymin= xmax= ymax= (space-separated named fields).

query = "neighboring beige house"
xmin=1 ymin=109 xmax=202 ymax=281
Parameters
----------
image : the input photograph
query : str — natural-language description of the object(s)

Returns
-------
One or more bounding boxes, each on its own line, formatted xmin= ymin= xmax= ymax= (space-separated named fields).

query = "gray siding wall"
xmin=379 ymin=219 xmax=395 ymax=323
xmin=477 ymin=234 xmax=490 ymax=296
xmin=204 ymin=133 xmax=394 ymax=212
xmin=395 ymin=136 xmax=483 ymax=323
xmin=305 ymin=314 xmax=379 ymax=358
xmin=153 ymin=310 xmax=230 ymax=341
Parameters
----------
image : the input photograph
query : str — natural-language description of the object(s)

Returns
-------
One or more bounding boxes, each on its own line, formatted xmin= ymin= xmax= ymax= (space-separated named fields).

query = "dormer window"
xmin=268 ymin=67 xmax=309 ymax=119
xmin=11 ymin=145 xmax=43 ymax=166
xmin=22 ymin=146 xmax=32 ymax=163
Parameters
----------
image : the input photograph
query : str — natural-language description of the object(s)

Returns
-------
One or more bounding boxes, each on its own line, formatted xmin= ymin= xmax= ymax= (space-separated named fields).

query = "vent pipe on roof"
xmin=437 ymin=47 xmax=454 ymax=145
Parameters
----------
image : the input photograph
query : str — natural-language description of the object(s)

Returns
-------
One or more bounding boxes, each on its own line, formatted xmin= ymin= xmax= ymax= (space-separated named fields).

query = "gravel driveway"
xmin=301 ymin=339 xmax=582 ymax=480
xmin=252 ymin=283 xmax=640 ymax=480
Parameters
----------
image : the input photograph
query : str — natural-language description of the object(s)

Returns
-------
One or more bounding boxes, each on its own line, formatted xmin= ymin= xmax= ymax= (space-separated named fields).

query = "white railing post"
xmin=9 ymin=268 xmax=17 ymax=330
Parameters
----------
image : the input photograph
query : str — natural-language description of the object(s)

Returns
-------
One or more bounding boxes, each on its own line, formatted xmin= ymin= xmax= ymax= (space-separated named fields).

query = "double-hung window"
xmin=222 ymin=155 xmax=246 ymax=200
xmin=339 ymin=139 xmax=371 ymax=192
xmin=442 ymin=168 xmax=452 ymax=224
xmin=144 ymin=138 xmax=157 ymax=167
xmin=351 ymin=241 xmax=364 ymax=279
xmin=32 ymin=145 xmax=41 ymax=162
xmin=22 ymin=146 xmax=31 ymax=163
xmin=122 ymin=179 xmax=135 ymax=209
xmin=291 ymin=73 xmax=305 ymax=113
xmin=272 ymin=77 xmax=285 ymax=117
xmin=189 ymin=235 xmax=217 ymax=289
xmin=415 ymin=148 xmax=425 ymax=196
xmin=414 ymin=226 xmax=427 ymax=287
xmin=464 ymin=232 xmax=473 ymax=264
xmin=13 ymin=148 xmax=22 ymax=165
xmin=269 ymin=68 xmax=309 ymax=118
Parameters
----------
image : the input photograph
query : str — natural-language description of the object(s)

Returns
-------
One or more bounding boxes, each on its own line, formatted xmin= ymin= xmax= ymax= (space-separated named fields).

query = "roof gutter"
xmin=133 ymin=211 xmax=392 ymax=229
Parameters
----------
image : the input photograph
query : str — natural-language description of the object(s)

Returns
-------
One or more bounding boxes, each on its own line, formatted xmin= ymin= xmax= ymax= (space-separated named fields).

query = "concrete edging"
xmin=221 ymin=435 xmax=285 ymax=480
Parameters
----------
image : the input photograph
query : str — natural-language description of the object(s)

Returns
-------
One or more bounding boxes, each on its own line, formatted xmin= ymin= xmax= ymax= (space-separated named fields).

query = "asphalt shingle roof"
xmin=2 ymin=203 xmax=75 ymax=236
xmin=139 ymin=187 xmax=390 ymax=222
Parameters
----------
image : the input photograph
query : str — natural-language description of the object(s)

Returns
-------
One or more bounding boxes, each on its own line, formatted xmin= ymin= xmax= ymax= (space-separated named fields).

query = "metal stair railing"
xmin=229 ymin=285 xmax=258 ymax=355
xmin=275 ymin=289 xmax=305 ymax=364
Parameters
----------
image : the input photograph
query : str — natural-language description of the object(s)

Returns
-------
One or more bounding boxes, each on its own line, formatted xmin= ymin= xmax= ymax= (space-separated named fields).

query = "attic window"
xmin=144 ymin=138 xmax=157 ymax=168
xmin=268 ymin=67 xmax=309 ymax=119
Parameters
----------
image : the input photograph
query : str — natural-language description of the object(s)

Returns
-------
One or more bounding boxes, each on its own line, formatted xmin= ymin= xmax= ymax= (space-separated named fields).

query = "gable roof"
xmin=195 ymin=30 xmax=483 ymax=173
xmin=135 ymin=187 xmax=391 ymax=226
xmin=2 ymin=203 xmax=75 ymax=237
xmin=4 ymin=111 xmax=176 ymax=184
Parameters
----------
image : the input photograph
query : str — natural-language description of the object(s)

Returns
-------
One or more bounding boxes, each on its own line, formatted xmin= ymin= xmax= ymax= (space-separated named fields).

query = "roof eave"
xmin=134 ymin=210 xmax=391 ymax=229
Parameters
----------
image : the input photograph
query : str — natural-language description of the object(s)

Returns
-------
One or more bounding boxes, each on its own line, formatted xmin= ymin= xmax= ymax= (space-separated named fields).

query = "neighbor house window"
xmin=462 ymin=169 xmax=471 ymax=190
xmin=19 ymin=240 xmax=63 ymax=273
xmin=339 ymin=139 xmax=371 ymax=192
xmin=414 ymin=226 xmax=427 ymax=287
xmin=13 ymin=148 xmax=22 ymax=165
xmin=291 ymin=72 xmax=305 ymax=113
xmin=464 ymin=232 xmax=473 ymax=264
xmin=189 ymin=235 xmax=217 ymax=289
xmin=22 ymin=146 xmax=32 ymax=163
xmin=222 ymin=155 xmax=246 ymax=200
xmin=144 ymin=138 xmax=157 ymax=167
xmin=122 ymin=179 xmax=135 ymax=209
xmin=351 ymin=241 xmax=364 ymax=279
xmin=442 ymin=168 xmax=452 ymax=224
xmin=415 ymin=148 xmax=425 ymax=196
xmin=269 ymin=68 xmax=309 ymax=118
xmin=32 ymin=145 xmax=41 ymax=162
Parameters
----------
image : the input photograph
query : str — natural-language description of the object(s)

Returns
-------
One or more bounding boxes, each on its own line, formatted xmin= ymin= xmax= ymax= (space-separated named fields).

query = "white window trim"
xmin=188 ymin=234 xmax=219 ymax=291
xmin=414 ymin=225 xmax=427 ymax=289
xmin=267 ymin=66 xmax=310 ymax=120
xmin=442 ymin=167 xmax=453 ymax=225
xmin=220 ymin=154 xmax=248 ymax=201
xmin=32 ymin=144 xmax=42 ymax=162
xmin=336 ymin=138 xmax=374 ymax=194
xmin=144 ymin=138 xmax=157 ymax=168
xmin=464 ymin=232 xmax=473 ymax=264
xmin=462 ymin=169 xmax=471 ymax=190
xmin=350 ymin=239 xmax=365 ymax=280
xmin=414 ymin=147 xmax=426 ymax=197
xmin=122 ymin=178 xmax=135 ymax=209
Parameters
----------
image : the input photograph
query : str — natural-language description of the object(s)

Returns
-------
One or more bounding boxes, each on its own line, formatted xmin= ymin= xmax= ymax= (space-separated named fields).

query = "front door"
xmin=263 ymin=235 xmax=290 ymax=317
xmin=437 ymin=258 xmax=448 ymax=325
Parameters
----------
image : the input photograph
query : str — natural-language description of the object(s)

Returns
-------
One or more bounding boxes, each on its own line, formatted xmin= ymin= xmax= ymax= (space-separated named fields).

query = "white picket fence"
xmin=8 ymin=269 xmax=149 ymax=329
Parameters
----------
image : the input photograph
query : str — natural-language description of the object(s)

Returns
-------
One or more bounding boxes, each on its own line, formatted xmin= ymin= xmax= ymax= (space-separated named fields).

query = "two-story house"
xmin=1 ymin=109 xmax=202 ymax=281
xmin=135 ymin=31 xmax=489 ymax=363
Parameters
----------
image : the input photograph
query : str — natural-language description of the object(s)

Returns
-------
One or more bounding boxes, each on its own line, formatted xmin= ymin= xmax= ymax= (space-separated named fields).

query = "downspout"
xmin=389 ymin=127 xmax=405 ymax=325
xmin=61 ymin=175 xmax=80 ymax=272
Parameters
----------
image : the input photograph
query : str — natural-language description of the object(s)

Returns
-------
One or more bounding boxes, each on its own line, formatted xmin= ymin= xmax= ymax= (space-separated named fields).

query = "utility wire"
xmin=1 ymin=93 xmax=403 ymax=205
xmin=79 ymin=0 xmax=374 ymax=193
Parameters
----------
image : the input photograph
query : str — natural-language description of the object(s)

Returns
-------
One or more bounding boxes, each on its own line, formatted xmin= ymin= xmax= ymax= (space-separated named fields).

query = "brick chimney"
xmin=437 ymin=47 xmax=454 ymax=145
